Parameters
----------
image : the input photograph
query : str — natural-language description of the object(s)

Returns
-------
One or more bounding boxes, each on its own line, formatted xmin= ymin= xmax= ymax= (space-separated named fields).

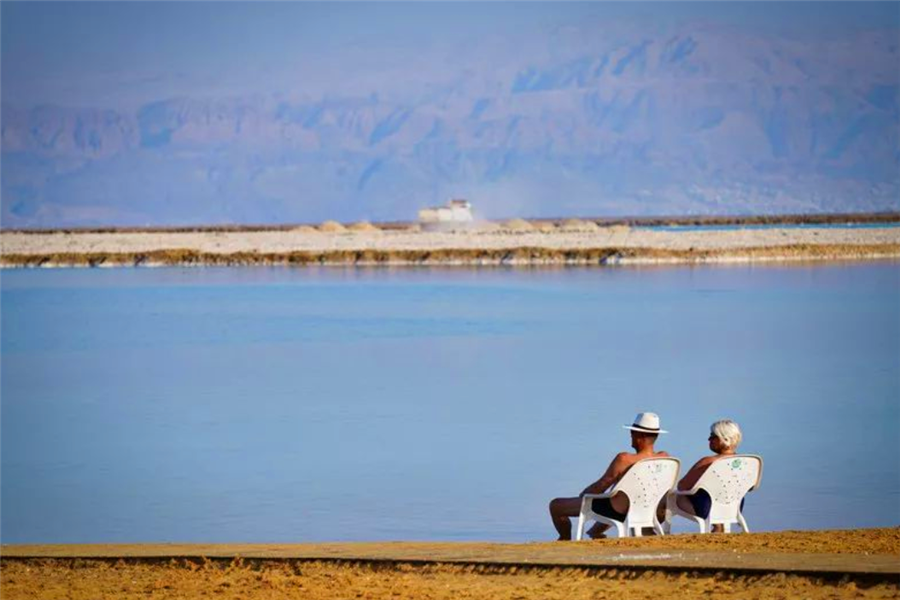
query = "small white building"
xmin=418 ymin=199 xmax=474 ymax=225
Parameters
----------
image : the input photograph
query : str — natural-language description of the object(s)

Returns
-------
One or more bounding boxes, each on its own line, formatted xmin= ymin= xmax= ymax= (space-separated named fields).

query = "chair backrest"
xmin=698 ymin=454 xmax=763 ymax=523
xmin=610 ymin=457 xmax=680 ymax=527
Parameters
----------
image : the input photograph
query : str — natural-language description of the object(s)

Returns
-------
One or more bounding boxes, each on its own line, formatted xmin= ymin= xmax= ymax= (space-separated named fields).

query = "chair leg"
xmin=575 ymin=514 xmax=585 ymax=541
xmin=699 ymin=518 xmax=710 ymax=534
xmin=653 ymin=516 xmax=665 ymax=536
xmin=663 ymin=499 xmax=673 ymax=534
xmin=664 ymin=494 xmax=674 ymax=534
xmin=722 ymin=522 xmax=731 ymax=534
xmin=613 ymin=522 xmax=626 ymax=538
xmin=737 ymin=513 xmax=750 ymax=533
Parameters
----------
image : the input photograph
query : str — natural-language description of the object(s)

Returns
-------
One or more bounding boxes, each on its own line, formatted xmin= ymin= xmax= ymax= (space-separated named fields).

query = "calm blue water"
xmin=2 ymin=264 xmax=898 ymax=543
xmin=642 ymin=222 xmax=900 ymax=232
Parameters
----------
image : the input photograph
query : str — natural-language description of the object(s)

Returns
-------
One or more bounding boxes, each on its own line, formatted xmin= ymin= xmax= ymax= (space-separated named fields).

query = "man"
xmin=549 ymin=412 xmax=669 ymax=540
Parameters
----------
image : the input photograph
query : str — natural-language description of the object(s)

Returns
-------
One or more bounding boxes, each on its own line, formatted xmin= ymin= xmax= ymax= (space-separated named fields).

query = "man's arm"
xmin=580 ymin=453 xmax=629 ymax=497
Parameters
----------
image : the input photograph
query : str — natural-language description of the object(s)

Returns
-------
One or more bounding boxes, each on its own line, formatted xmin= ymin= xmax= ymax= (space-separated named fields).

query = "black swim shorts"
xmin=591 ymin=497 xmax=627 ymax=521
xmin=688 ymin=489 xmax=745 ymax=519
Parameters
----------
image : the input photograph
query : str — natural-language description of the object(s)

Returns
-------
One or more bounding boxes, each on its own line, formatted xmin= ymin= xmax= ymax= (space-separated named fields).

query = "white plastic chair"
xmin=575 ymin=457 xmax=680 ymax=539
xmin=664 ymin=454 xmax=762 ymax=534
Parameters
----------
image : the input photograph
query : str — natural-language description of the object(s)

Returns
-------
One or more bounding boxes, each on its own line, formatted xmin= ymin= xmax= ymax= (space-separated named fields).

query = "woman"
xmin=676 ymin=419 xmax=743 ymax=532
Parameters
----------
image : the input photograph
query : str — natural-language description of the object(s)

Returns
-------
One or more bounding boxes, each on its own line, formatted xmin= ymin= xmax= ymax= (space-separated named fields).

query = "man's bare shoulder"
xmin=612 ymin=451 xmax=642 ymax=468
xmin=613 ymin=451 xmax=636 ymax=462
xmin=654 ymin=450 xmax=670 ymax=457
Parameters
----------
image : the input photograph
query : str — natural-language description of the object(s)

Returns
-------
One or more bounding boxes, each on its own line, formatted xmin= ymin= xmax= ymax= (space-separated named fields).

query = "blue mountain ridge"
xmin=2 ymin=28 xmax=898 ymax=227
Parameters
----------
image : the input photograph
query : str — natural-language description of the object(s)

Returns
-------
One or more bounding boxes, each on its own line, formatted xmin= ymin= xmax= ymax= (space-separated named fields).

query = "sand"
xmin=347 ymin=221 xmax=382 ymax=233
xmin=502 ymin=218 xmax=535 ymax=232
xmin=7 ymin=528 xmax=900 ymax=560
xmin=560 ymin=218 xmax=601 ymax=232
xmin=1 ymin=223 xmax=899 ymax=267
xmin=3 ymin=529 xmax=898 ymax=599
xmin=317 ymin=220 xmax=346 ymax=233
xmin=3 ymin=559 xmax=897 ymax=600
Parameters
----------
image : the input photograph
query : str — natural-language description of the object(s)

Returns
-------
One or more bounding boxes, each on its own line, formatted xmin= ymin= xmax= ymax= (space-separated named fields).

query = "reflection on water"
xmin=1 ymin=264 xmax=898 ymax=543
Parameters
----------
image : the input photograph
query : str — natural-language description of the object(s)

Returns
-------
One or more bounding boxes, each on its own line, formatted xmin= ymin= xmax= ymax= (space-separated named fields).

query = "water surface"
xmin=642 ymin=222 xmax=900 ymax=232
xmin=2 ymin=264 xmax=898 ymax=543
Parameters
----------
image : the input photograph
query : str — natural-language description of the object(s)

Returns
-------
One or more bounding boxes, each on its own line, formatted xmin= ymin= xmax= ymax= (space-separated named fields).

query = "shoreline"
xmin=4 ymin=211 xmax=898 ymax=235
xmin=3 ymin=245 xmax=900 ymax=268
xmin=2 ymin=224 xmax=900 ymax=268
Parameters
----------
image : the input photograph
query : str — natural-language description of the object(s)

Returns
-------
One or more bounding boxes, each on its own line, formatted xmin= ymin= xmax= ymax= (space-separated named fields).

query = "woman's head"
xmin=709 ymin=419 xmax=742 ymax=453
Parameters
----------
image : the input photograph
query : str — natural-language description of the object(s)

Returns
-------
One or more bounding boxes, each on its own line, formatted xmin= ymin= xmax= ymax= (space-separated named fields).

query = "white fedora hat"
xmin=623 ymin=412 xmax=667 ymax=434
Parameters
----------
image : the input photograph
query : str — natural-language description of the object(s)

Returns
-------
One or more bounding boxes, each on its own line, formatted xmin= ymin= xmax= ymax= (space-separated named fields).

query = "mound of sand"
xmin=532 ymin=221 xmax=558 ymax=232
xmin=560 ymin=219 xmax=600 ymax=232
xmin=605 ymin=224 xmax=632 ymax=236
xmin=347 ymin=221 xmax=382 ymax=233
xmin=291 ymin=225 xmax=319 ymax=234
xmin=317 ymin=220 xmax=347 ymax=233
xmin=474 ymin=222 xmax=502 ymax=232
xmin=503 ymin=219 xmax=534 ymax=232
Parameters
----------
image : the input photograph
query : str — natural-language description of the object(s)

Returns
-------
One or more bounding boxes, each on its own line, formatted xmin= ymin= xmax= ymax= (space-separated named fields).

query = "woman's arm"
xmin=677 ymin=456 xmax=716 ymax=491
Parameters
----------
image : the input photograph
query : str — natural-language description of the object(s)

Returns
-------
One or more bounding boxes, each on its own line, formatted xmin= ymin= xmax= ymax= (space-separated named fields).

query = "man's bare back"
xmin=548 ymin=412 xmax=668 ymax=540
xmin=583 ymin=447 xmax=669 ymax=514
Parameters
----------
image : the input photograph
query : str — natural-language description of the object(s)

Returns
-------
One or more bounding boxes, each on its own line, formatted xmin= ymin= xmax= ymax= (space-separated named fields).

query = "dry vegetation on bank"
xmin=2 ymin=243 xmax=899 ymax=268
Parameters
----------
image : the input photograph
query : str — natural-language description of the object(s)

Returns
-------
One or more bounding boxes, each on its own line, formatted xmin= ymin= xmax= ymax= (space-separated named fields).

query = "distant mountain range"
xmin=2 ymin=24 xmax=898 ymax=227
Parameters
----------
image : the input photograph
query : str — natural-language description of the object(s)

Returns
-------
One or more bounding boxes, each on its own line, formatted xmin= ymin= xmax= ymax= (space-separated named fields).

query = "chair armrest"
xmin=579 ymin=493 xmax=612 ymax=512
xmin=670 ymin=483 xmax=704 ymax=496
xmin=581 ymin=493 xmax=613 ymax=500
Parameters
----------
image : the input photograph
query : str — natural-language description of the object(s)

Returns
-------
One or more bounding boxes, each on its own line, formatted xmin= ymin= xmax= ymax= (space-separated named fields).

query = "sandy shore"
xmin=2 ymin=223 xmax=899 ymax=266
xmin=3 ymin=529 xmax=898 ymax=599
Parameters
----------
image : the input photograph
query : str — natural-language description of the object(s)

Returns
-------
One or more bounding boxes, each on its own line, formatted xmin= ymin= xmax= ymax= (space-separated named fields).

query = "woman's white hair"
xmin=710 ymin=419 xmax=742 ymax=450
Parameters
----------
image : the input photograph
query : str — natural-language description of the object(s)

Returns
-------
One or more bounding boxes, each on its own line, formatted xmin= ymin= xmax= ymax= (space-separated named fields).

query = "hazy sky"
xmin=3 ymin=1 xmax=898 ymax=109
xmin=2 ymin=2 xmax=897 ymax=225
